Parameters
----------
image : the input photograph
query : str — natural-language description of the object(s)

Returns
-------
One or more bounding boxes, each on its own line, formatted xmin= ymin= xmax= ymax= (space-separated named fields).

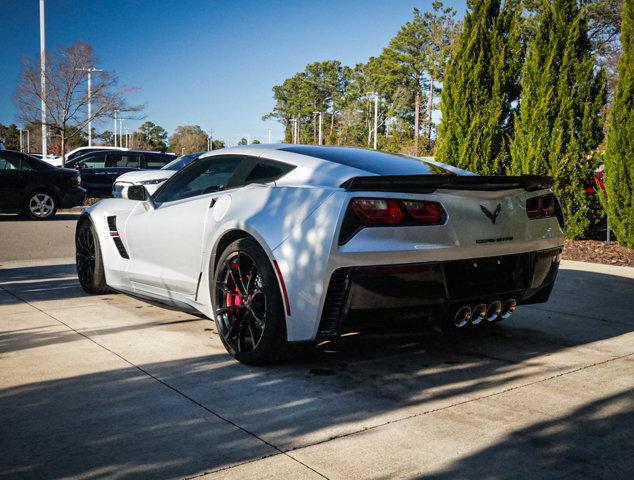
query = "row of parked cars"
xmin=0 ymin=145 xmax=204 ymax=219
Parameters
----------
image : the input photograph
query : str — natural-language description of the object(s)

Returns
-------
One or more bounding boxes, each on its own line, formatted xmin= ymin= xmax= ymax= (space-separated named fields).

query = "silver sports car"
xmin=76 ymin=145 xmax=565 ymax=364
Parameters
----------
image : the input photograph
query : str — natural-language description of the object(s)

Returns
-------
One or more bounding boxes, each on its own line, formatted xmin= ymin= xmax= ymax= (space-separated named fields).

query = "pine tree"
xmin=603 ymin=0 xmax=634 ymax=247
xmin=436 ymin=0 xmax=523 ymax=174
xmin=510 ymin=0 xmax=606 ymax=239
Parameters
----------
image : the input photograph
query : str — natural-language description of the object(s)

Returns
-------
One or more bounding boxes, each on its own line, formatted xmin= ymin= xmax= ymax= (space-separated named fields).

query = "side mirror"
xmin=127 ymin=184 xmax=151 ymax=202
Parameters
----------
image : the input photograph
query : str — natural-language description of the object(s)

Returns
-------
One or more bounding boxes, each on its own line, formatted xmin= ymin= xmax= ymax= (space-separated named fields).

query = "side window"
xmin=244 ymin=161 xmax=295 ymax=185
xmin=76 ymin=154 xmax=105 ymax=169
xmin=106 ymin=154 xmax=141 ymax=168
xmin=154 ymin=156 xmax=243 ymax=203
xmin=0 ymin=154 xmax=20 ymax=170
xmin=144 ymin=155 xmax=169 ymax=169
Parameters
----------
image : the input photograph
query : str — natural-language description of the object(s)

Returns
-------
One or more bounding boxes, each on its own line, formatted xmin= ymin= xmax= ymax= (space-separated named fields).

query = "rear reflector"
xmin=273 ymin=260 xmax=291 ymax=317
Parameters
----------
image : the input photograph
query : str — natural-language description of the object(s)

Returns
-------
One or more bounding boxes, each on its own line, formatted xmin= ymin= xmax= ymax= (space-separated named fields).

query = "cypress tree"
xmin=603 ymin=0 xmax=634 ymax=247
xmin=436 ymin=0 xmax=523 ymax=174
xmin=510 ymin=0 xmax=606 ymax=239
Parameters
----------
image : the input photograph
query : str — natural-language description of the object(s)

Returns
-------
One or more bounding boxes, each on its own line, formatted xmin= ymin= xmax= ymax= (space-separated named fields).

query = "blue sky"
xmin=0 ymin=0 xmax=465 ymax=145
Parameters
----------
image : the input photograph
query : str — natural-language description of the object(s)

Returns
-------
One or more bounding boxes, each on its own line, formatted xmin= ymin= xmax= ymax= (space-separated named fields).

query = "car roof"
xmin=70 ymin=149 xmax=173 ymax=160
xmin=195 ymin=144 xmax=469 ymax=188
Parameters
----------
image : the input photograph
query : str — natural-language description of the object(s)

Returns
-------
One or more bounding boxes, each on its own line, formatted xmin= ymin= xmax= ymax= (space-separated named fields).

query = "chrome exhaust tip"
xmin=500 ymin=299 xmax=517 ymax=319
xmin=471 ymin=303 xmax=487 ymax=325
xmin=486 ymin=301 xmax=502 ymax=322
xmin=454 ymin=306 xmax=472 ymax=328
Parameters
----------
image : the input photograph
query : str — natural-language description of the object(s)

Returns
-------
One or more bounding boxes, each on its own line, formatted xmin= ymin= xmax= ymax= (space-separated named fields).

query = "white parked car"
xmin=75 ymin=145 xmax=564 ymax=364
xmin=112 ymin=152 xmax=205 ymax=198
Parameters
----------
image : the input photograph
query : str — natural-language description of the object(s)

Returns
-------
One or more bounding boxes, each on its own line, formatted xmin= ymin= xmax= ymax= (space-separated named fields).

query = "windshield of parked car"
xmin=162 ymin=152 xmax=203 ymax=171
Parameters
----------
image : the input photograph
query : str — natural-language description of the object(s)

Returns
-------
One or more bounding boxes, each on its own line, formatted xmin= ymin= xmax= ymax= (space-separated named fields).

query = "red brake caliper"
xmin=226 ymin=288 xmax=242 ymax=307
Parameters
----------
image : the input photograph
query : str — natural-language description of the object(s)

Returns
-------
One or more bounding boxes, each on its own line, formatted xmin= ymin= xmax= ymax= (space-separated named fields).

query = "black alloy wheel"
xmin=213 ymin=238 xmax=290 ymax=364
xmin=76 ymin=220 xmax=111 ymax=294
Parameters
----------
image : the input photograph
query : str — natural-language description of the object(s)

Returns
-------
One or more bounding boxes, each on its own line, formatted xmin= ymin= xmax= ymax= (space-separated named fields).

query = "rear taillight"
xmin=350 ymin=198 xmax=405 ymax=224
xmin=340 ymin=197 xmax=446 ymax=244
xmin=526 ymin=193 xmax=557 ymax=219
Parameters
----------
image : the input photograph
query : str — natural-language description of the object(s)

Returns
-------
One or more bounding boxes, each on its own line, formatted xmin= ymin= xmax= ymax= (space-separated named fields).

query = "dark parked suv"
xmin=66 ymin=150 xmax=176 ymax=197
xmin=0 ymin=150 xmax=85 ymax=219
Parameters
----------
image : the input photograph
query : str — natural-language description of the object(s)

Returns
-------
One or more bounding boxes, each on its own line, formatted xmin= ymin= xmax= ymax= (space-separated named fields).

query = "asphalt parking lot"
xmin=1 ymin=214 xmax=633 ymax=479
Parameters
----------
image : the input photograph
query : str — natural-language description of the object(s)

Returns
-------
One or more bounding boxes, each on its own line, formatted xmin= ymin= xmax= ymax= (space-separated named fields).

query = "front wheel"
xmin=76 ymin=220 xmax=111 ymax=294
xmin=212 ymin=238 xmax=290 ymax=364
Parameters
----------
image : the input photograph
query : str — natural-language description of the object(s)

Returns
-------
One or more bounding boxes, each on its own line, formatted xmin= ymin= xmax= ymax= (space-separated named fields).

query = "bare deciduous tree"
xmin=14 ymin=42 xmax=143 ymax=165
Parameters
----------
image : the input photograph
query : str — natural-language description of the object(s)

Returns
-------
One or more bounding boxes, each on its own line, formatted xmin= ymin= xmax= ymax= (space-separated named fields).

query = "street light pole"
xmin=119 ymin=118 xmax=123 ymax=148
xmin=113 ymin=110 xmax=118 ymax=147
xmin=76 ymin=67 xmax=103 ymax=146
xmin=372 ymin=93 xmax=379 ymax=150
xmin=39 ymin=0 xmax=47 ymax=160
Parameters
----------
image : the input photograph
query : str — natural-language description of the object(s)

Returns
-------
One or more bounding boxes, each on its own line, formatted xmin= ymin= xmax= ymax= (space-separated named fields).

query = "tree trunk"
xmin=414 ymin=91 xmax=420 ymax=155
xmin=427 ymin=77 xmax=434 ymax=144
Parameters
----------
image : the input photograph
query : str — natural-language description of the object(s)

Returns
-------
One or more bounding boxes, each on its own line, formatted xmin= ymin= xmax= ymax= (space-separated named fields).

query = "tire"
xmin=212 ymin=238 xmax=291 ymax=365
xmin=24 ymin=191 xmax=58 ymax=220
xmin=76 ymin=220 xmax=112 ymax=294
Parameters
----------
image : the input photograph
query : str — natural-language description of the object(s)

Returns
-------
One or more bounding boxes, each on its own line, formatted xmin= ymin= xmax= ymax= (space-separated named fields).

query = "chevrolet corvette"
xmin=75 ymin=145 xmax=565 ymax=364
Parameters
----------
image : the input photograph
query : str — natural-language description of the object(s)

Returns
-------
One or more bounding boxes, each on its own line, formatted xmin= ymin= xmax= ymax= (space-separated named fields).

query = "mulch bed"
xmin=562 ymin=239 xmax=634 ymax=267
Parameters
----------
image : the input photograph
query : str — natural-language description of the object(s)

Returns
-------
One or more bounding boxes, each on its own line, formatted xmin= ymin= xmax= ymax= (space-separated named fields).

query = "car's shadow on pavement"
xmin=0 ymin=262 xmax=633 ymax=479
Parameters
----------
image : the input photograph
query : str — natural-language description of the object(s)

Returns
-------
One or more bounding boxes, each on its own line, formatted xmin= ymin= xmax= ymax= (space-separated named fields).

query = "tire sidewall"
xmin=211 ymin=238 xmax=287 ymax=364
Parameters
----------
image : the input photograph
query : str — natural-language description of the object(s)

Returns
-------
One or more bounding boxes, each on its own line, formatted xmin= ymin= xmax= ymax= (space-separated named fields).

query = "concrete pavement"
xmin=0 ymin=229 xmax=633 ymax=478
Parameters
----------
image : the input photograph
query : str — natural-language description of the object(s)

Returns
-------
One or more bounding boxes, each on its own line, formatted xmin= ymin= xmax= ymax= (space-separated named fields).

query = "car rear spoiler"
xmin=340 ymin=174 xmax=553 ymax=193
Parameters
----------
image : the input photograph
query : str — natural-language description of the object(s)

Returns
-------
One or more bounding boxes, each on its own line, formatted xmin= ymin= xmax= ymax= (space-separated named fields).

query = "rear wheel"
xmin=212 ymin=238 xmax=290 ymax=364
xmin=76 ymin=220 xmax=111 ymax=294
xmin=25 ymin=191 xmax=57 ymax=220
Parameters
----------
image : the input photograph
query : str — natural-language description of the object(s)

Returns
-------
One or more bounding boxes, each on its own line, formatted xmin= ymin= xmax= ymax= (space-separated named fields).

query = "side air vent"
xmin=113 ymin=238 xmax=129 ymax=259
xmin=106 ymin=215 xmax=129 ymax=259
xmin=317 ymin=268 xmax=352 ymax=338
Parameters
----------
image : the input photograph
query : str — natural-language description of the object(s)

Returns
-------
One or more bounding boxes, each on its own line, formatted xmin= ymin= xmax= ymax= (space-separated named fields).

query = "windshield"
xmin=162 ymin=152 xmax=203 ymax=171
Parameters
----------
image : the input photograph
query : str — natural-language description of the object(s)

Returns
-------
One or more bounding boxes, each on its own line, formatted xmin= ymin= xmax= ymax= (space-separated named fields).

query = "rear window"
xmin=145 ymin=156 xmax=170 ymax=169
xmin=279 ymin=145 xmax=454 ymax=176
xmin=244 ymin=161 xmax=295 ymax=184
xmin=106 ymin=154 xmax=141 ymax=168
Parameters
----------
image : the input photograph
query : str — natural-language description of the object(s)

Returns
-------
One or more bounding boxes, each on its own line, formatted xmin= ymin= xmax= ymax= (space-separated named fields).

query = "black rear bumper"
xmin=60 ymin=187 xmax=86 ymax=208
xmin=317 ymin=248 xmax=562 ymax=338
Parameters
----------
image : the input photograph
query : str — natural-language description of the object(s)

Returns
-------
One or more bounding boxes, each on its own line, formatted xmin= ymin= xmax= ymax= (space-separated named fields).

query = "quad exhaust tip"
xmin=454 ymin=306 xmax=472 ymax=328
xmin=501 ymin=298 xmax=517 ymax=319
xmin=486 ymin=301 xmax=503 ymax=322
xmin=471 ymin=303 xmax=487 ymax=325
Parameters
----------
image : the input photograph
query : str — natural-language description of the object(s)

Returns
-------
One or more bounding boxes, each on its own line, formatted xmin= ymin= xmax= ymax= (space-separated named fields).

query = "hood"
xmin=115 ymin=169 xmax=175 ymax=183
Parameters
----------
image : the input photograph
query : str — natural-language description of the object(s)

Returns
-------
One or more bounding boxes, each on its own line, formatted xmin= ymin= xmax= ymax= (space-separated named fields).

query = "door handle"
xmin=209 ymin=198 xmax=217 ymax=209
